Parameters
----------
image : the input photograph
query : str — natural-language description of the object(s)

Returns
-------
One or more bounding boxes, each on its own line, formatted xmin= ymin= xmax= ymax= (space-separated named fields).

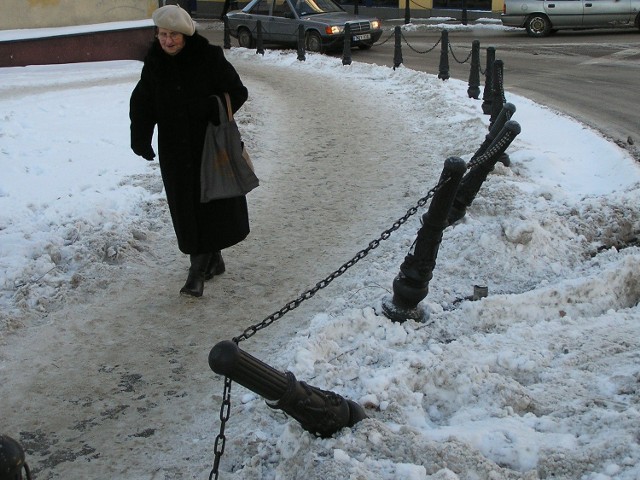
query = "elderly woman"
xmin=130 ymin=5 xmax=249 ymax=297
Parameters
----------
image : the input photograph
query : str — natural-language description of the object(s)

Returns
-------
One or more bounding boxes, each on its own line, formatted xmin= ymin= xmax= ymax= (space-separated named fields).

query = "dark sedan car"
xmin=224 ymin=0 xmax=383 ymax=52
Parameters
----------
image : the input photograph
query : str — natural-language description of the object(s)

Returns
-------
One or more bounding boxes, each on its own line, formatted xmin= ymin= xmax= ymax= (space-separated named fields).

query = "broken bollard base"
xmin=381 ymin=294 xmax=430 ymax=323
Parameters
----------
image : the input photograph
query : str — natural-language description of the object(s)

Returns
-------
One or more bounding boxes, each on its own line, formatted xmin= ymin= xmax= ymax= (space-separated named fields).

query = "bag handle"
xmin=223 ymin=92 xmax=234 ymax=121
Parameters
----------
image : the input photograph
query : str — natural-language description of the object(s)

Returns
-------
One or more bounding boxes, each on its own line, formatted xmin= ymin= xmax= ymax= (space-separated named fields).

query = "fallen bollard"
xmin=0 ymin=434 xmax=31 ymax=480
xmin=209 ymin=340 xmax=367 ymax=438
xmin=382 ymin=157 xmax=467 ymax=323
xmin=447 ymin=120 xmax=521 ymax=226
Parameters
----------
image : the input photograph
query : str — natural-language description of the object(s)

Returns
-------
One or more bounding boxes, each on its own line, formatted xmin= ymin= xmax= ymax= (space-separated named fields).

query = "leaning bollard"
xmin=438 ymin=30 xmax=450 ymax=81
xmin=473 ymin=102 xmax=516 ymax=166
xmin=0 ymin=434 xmax=31 ymax=480
xmin=209 ymin=340 xmax=367 ymax=438
xmin=447 ymin=120 xmax=521 ymax=226
xmin=481 ymin=46 xmax=496 ymax=115
xmin=256 ymin=20 xmax=265 ymax=55
xmin=467 ymin=40 xmax=481 ymax=99
xmin=489 ymin=60 xmax=506 ymax=128
xmin=393 ymin=26 xmax=403 ymax=70
xmin=382 ymin=157 xmax=467 ymax=323
xmin=342 ymin=24 xmax=352 ymax=65
xmin=223 ymin=16 xmax=231 ymax=49
xmin=297 ymin=25 xmax=306 ymax=61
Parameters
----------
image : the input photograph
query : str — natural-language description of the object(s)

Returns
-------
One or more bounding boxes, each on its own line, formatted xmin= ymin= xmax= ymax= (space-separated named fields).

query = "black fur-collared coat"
xmin=130 ymin=33 xmax=249 ymax=254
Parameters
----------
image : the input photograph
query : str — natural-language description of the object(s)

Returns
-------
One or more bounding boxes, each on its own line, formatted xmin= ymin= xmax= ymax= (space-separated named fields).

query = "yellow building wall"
xmin=0 ymin=0 xmax=158 ymax=30
xmin=399 ymin=0 xmax=504 ymax=13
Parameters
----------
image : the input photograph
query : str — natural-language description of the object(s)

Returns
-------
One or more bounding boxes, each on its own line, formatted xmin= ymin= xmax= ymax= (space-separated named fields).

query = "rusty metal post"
xmin=467 ymin=40 xmax=480 ymax=99
xmin=256 ymin=20 xmax=264 ymax=55
xmin=342 ymin=24 xmax=352 ymax=65
xmin=438 ymin=30 xmax=450 ymax=81
xmin=447 ymin=120 xmax=521 ymax=226
xmin=481 ymin=46 xmax=495 ymax=115
xmin=393 ymin=26 xmax=403 ymax=70
xmin=381 ymin=157 xmax=467 ymax=323
xmin=209 ymin=340 xmax=367 ymax=438
xmin=223 ymin=16 xmax=231 ymax=49
xmin=0 ymin=435 xmax=31 ymax=480
xmin=297 ymin=24 xmax=306 ymax=61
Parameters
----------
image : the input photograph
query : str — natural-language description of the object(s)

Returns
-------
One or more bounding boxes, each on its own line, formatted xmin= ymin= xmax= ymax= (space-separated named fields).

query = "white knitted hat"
xmin=152 ymin=5 xmax=196 ymax=36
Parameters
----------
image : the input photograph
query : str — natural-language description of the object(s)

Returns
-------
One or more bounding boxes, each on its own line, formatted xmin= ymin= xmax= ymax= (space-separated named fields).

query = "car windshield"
xmin=292 ymin=0 xmax=344 ymax=16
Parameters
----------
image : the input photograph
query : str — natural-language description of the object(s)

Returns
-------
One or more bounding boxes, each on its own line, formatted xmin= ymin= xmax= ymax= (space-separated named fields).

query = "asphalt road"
xmin=202 ymin=24 xmax=640 ymax=160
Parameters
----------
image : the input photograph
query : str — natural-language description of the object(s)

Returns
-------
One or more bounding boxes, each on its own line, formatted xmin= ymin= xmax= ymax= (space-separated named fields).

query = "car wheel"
xmin=525 ymin=14 xmax=551 ymax=37
xmin=238 ymin=28 xmax=255 ymax=48
xmin=305 ymin=31 xmax=322 ymax=53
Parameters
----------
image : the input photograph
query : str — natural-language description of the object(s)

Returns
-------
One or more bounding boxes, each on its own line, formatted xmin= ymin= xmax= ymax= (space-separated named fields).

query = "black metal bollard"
xmin=342 ymin=24 xmax=352 ymax=65
xmin=354 ymin=0 xmax=359 ymax=15
xmin=297 ymin=25 xmax=306 ymax=61
xmin=256 ymin=20 xmax=264 ymax=55
xmin=404 ymin=0 xmax=411 ymax=24
xmin=489 ymin=60 xmax=506 ymax=128
xmin=467 ymin=40 xmax=481 ymax=99
xmin=209 ymin=340 xmax=367 ymax=438
xmin=461 ymin=0 xmax=468 ymax=25
xmin=438 ymin=30 xmax=450 ymax=81
xmin=223 ymin=16 xmax=231 ymax=49
xmin=474 ymin=102 xmax=516 ymax=167
xmin=481 ymin=46 xmax=495 ymax=115
xmin=381 ymin=157 xmax=467 ymax=323
xmin=393 ymin=26 xmax=403 ymax=70
xmin=447 ymin=120 xmax=521 ymax=226
xmin=0 ymin=434 xmax=31 ymax=480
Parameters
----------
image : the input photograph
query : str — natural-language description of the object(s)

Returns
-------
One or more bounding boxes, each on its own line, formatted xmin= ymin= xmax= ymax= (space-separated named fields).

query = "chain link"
xmin=210 ymin=376 xmax=233 ymax=480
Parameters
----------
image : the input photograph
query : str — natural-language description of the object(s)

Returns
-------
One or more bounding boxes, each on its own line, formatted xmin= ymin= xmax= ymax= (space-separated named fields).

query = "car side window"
xmin=272 ymin=0 xmax=293 ymax=17
xmin=250 ymin=0 xmax=271 ymax=15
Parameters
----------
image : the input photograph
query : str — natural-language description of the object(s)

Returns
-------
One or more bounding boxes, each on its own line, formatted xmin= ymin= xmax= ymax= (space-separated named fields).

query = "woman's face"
xmin=157 ymin=28 xmax=186 ymax=56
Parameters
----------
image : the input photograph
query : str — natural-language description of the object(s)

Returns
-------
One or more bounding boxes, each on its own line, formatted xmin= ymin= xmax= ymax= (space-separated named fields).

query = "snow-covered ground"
xmin=1 ymin=44 xmax=640 ymax=479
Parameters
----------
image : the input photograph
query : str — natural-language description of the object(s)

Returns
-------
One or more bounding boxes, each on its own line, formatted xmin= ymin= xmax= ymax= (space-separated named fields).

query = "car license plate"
xmin=352 ymin=34 xmax=371 ymax=41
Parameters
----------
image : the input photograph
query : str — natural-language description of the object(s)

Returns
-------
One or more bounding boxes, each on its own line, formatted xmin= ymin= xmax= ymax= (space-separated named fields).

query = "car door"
xmin=245 ymin=0 xmax=276 ymax=42
xmin=268 ymin=0 xmax=299 ymax=44
xmin=542 ymin=0 xmax=585 ymax=28
xmin=582 ymin=0 xmax=632 ymax=27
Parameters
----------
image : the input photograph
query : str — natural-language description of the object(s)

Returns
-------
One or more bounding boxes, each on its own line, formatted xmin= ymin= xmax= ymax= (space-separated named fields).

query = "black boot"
xmin=180 ymin=253 xmax=211 ymax=297
xmin=204 ymin=251 xmax=226 ymax=281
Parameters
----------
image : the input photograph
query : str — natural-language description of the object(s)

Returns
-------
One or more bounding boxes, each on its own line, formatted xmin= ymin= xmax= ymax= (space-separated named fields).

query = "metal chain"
xmin=373 ymin=29 xmax=395 ymax=47
xmin=210 ymin=376 xmax=233 ymax=480
xmin=232 ymin=175 xmax=454 ymax=344
xmin=448 ymin=42 xmax=472 ymax=64
xmin=401 ymin=31 xmax=440 ymax=54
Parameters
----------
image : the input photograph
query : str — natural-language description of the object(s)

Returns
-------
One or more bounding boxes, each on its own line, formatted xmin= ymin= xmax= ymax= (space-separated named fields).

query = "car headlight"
xmin=325 ymin=25 xmax=344 ymax=35
xmin=370 ymin=19 xmax=381 ymax=29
